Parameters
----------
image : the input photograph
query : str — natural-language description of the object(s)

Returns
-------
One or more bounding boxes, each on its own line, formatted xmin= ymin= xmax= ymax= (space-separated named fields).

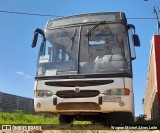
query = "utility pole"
xmin=153 ymin=5 xmax=160 ymax=34
xmin=143 ymin=0 xmax=160 ymax=34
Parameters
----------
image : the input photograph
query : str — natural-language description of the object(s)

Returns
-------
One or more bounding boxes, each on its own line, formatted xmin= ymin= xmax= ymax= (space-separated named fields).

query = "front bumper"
xmin=34 ymin=93 xmax=133 ymax=114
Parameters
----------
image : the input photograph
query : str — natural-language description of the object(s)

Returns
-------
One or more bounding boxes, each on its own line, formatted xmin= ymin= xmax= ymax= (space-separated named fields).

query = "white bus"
xmin=32 ymin=12 xmax=140 ymax=124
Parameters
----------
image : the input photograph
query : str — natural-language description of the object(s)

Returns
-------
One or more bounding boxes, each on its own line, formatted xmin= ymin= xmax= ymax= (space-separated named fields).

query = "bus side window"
xmin=48 ymin=47 xmax=53 ymax=62
xmin=57 ymin=48 xmax=70 ymax=61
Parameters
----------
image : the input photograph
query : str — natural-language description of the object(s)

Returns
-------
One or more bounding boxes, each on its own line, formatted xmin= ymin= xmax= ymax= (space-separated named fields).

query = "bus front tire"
xmin=59 ymin=115 xmax=74 ymax=124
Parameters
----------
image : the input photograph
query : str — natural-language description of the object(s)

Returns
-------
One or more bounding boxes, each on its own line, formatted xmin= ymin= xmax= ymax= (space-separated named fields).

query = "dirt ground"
xmin=1 ymin=130 xmax=160 ymax=133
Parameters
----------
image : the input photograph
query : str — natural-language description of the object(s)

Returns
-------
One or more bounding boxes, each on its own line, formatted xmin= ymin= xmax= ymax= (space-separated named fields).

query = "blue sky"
xmin=0 ymin=0 xmax=159 ymax=116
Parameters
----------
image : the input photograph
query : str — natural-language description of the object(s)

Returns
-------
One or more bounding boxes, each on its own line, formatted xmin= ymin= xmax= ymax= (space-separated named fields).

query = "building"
xmin=143 ymin=35 xmax=160 ymax=120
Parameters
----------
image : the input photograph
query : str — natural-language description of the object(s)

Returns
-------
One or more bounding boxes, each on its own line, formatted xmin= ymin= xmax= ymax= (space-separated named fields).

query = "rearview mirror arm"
xmin=31 ymin=28 xmax=45 ymax=48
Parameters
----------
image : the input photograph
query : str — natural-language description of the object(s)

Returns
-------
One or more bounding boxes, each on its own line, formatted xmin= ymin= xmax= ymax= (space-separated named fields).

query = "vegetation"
xmin=0 ymin=110 xmax=59 ymax=124
xmin=0 ymin=110 xmax=90 ymax=125
xmin=1 ymin=111 xmax=160 ymax=127
xmin=135 ymin=114 xmax=147 ymax=123
xmin=135 ymin=114 xmax=160 ymax=124
xmin=0 ymin=110 xmax=97 ymax=130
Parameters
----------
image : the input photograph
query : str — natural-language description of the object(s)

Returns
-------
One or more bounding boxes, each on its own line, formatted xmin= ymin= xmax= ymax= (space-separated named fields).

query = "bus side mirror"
xmin=133 ymin=34 xmax=140 ymax=47
xmin=32 ymin=32 xmax=38 ymax=48
xmin=31 ymin=28 xmax=45 ymax=48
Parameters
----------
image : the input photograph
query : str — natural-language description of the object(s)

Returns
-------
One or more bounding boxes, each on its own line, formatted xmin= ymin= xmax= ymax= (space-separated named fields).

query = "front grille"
xmin=45 ymin=80 xmax=114 ymax=87
xmin=56 ymin=102 xmax=101 ymax=110
xmin=56 ymin=90 xmax=100 ymax=98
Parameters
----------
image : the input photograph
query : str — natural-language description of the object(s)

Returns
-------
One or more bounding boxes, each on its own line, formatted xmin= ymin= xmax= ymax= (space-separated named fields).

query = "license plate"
xmin=102 ymin=96 xmax=121 ymax=102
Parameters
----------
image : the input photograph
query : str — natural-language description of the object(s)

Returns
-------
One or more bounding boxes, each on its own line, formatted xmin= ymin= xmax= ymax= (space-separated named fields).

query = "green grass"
xmin=0 ymin=110 xmax=95 ymax=130
xmin=0 ymin=110 xmax=59 ymax=124
xmin=1 ymin=111 xmax=159 ymax=128
xmin=1 ymin=111 xmax=160 ymax=131
xmin=0 ymin=110 xmax=91 ymax=125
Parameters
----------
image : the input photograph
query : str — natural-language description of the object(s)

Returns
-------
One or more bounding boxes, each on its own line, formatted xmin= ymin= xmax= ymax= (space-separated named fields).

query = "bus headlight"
xmin=46 ymin=91 xmax=53 ymax=97
xmin=37 ymin=91 xmax=45 ymax=97
xmin=103 ymin=89 xmax=113 ymax=95
xmin=35 ymin=90 xmax=53 ymax=97
xmin=103 ymin=88 xmax=130 ymax=96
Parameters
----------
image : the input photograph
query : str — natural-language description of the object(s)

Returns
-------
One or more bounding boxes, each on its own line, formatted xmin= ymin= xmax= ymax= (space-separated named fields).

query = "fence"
xmin=0 ymin=92 xmax=35 ymax=114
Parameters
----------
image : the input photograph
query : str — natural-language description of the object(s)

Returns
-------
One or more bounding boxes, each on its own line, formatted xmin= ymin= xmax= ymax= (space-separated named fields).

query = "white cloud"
xmin=16 ymin=70 xmax=25 ymax=75
xmin=15 ymin=70 xmax=33 ymax=80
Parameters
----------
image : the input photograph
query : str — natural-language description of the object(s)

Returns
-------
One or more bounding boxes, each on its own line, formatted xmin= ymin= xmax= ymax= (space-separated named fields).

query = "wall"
xmin=0 ymin=92 xmax=35 ymax=114
xmin=143 ymin=35 xmax=160 ymax=120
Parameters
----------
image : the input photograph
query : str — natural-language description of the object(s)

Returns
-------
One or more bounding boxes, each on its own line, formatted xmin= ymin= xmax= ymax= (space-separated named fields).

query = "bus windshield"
xmin=37 ymin=23 xmax=130 ymax=77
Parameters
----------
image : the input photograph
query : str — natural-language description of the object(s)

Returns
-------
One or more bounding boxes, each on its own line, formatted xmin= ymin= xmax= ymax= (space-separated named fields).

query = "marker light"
xmin=124 ymin=88 xmax=130 ymax=95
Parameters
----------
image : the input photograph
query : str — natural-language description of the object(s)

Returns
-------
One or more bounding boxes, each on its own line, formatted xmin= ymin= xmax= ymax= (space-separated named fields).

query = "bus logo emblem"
xmin=74 ymin=87 xmax=80 ymax=93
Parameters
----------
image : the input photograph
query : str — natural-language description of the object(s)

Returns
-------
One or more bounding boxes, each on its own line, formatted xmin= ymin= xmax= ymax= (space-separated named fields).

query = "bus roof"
xmin=46 ymin=12 xmax=127 ymax=29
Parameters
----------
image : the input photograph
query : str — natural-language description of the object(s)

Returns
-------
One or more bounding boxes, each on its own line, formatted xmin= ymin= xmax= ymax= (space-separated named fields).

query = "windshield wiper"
xmin=85 ymin=21 xmax=105 ymax=36
xmin=59 ymin=25 xmax=75 ymax=50
xmin=60 ymin=25 xmax=73 ymax=40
